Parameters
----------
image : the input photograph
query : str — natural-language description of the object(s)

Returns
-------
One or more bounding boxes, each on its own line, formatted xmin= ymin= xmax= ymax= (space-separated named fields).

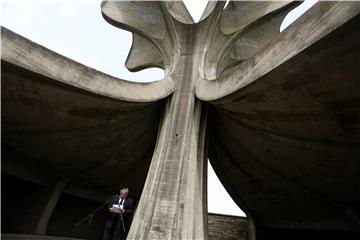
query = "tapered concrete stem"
xmin=128 ymin=25 xmax=209 ymax=239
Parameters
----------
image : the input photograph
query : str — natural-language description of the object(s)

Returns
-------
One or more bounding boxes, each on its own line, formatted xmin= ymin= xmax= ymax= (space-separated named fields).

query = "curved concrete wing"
xmin=101 ymin=1 xmax=177 ymax=76
xmin=220 ymin=1 xmax=292 ymax=35
xmin=1 ymin=27 xmax=171 ymax=204
xmin=197 ymin=1 xmax=297 ymax=81
xmin=217 ymin=2 xmax=299 ymax=77
xmin=125 ymin=32 xmax=164 ymax=72
xmin=196 ymin=2 xmax=360 ymax=101
xmin=206 ymin=7 xmax=360 ymax=233
xmin=101 ymin=1 xmax=166 ymax=40
xmin=2 ymin=28 xmax=174 ymax=103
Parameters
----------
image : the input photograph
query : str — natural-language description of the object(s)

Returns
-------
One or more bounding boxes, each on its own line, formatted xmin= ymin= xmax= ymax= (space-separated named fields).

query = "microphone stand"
xmin=76 ymin=200 xmax=110 ymax=227
xmin=75 ymin=197 xmax=113 ymax=239
xmin=120 ymin=210 xmax=126 ymax=233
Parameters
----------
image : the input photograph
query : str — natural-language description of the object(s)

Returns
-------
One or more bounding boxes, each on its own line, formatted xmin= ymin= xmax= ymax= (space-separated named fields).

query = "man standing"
xmin=103 ymin=187 xmax=134 ymax=240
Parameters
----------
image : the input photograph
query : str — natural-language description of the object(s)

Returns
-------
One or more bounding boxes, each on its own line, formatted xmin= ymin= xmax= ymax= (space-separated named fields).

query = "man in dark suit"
xmin=102 ymin=187 xmax=134 ymax=240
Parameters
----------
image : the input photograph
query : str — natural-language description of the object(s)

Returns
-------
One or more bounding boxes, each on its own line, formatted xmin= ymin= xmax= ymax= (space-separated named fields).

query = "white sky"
xmin=1 ymin=0 xmax=317 ymax=217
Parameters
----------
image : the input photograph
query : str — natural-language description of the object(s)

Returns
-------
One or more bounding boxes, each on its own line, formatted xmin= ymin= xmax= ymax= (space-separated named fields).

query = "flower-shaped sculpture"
xmin=101 ymin=1 xmax=360 ymax=239
xmin=1 ymin=0 xmax=359 ymax=239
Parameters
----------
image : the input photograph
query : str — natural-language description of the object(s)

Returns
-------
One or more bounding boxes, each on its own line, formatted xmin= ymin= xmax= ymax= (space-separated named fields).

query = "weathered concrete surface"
xmin=1 ymin=28 xmax=174 ymax=102
xmin=208 ymin=213 xmax=248 ymax=240
xmin=102 ymin=2 xmax=208 ymax=238
xmin=1 ymin=27 xmax=169 ymax=238
xmin=101 ymin=1 xmax=298 ymax=239
xmin=196 ymin=1 xmax=360 ymax=100
xmin=126 ymin=33 xmax=164 ymax=71
xmin=2 ymin=1 xmax=360 ymax=239
xmin=202 ymin=2 xmax=360 ymax=237
xmin=1 ymin=54 xmax=164 ymax=202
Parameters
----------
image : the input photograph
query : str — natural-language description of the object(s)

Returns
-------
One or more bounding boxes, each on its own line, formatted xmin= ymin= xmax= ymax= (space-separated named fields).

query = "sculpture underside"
xmin=209 ymin=13 xmax=360 ymax=233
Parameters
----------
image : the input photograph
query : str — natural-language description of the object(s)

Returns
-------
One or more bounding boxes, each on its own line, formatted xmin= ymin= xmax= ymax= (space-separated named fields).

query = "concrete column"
xmin=248 ymin=216 xmax=257 ymax=240
xmin=127 ymin=24 xmax=209 ymax=239
xmin=36 ymin=181 xmax=67 ymax=235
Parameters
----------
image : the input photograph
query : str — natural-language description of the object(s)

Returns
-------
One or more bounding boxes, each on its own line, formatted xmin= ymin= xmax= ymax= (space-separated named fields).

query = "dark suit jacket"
xmin=105 ymin=196 xmax=134 ymax=229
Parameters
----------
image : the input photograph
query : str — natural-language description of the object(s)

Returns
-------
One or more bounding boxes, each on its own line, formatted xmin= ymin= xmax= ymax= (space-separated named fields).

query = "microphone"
xmin=109 ymin=195 xmax=119 ymax=198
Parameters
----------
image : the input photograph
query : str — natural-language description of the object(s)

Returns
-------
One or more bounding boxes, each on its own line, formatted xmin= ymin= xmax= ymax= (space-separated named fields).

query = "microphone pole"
xmin=120 ymin=211 xmax=126 ymax=232
xmin=75 ymin=196 xmax=113 ymax=227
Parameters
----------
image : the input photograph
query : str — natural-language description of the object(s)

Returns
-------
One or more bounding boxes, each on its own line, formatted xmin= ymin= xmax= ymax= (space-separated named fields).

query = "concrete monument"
xmin=2 ymin=1 xmax=360 ymax=239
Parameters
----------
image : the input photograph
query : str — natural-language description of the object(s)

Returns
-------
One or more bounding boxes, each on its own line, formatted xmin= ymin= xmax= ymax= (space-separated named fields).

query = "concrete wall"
xmin=208 ymin=213 xmax=248 ymax=240
xmin=2 ymin=174 xmax=107 ymax=240
xmin=2 ymin=174 xmax=51 ymax=234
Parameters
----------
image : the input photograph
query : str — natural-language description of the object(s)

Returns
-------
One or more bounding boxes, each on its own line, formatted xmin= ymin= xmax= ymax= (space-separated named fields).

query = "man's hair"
xmin=120 ymin=187 xmax=129 ymax=193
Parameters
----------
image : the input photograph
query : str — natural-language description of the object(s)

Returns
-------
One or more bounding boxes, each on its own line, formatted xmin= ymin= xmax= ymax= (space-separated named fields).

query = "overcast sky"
xmin=1 ymin=0 xmax=317 ymax=217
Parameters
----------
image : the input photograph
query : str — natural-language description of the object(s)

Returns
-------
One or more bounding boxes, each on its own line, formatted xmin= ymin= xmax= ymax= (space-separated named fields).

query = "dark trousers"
xmin=102 ymin=226 xmax=127 ymax=240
